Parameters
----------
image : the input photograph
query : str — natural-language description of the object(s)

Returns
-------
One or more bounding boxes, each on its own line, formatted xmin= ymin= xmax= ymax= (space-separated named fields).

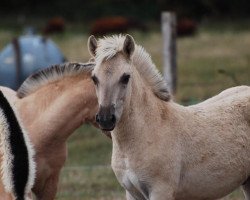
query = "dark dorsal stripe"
xmin=0 ymin=91 xmax=29 ymax=200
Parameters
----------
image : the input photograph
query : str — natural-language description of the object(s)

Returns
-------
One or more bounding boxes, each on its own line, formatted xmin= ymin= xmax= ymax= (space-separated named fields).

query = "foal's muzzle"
xmin=96 ymin=105 xmax=116 ymax=131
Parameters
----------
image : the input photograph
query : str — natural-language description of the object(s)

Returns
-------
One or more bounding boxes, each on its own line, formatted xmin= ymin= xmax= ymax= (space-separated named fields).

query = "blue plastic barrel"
xmin=0 ymin=35 xmax=66 ymax=89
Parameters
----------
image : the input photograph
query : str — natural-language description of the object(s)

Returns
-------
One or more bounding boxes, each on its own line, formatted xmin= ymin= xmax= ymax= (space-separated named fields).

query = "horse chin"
xmin=101 ymin=127 xmax=115 ymax=131
xmin=97 ymin=123 xmax=116 ymax=131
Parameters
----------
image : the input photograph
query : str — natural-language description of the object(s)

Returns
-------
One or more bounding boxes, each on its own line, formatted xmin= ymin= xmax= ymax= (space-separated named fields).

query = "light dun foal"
xmin=88 ymin=34 xmax=250 ymax=200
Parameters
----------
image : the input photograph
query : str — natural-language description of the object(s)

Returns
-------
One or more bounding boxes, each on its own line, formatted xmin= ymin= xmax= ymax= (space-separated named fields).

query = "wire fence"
xmin=62 ymin=165 xmax=112 ymax=170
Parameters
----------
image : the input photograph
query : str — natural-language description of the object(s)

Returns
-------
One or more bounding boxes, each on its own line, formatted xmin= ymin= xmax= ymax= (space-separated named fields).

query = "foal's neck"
xmin=17 ymin=74 xmax=98 ymax=146
xmin=113 ymin=69 xmax=166 ymax=146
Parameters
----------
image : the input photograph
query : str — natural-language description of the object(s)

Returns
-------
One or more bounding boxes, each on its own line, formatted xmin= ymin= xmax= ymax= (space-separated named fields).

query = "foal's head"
xmin=88 ymin=34 xmax=135 ymax=131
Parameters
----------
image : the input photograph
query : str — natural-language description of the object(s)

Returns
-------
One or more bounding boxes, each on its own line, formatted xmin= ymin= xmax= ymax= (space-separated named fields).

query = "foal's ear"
xmin=123 ymin=34 xmax=135 ymax=58
xmin=88 ymin=35 xmax=97 ymax=57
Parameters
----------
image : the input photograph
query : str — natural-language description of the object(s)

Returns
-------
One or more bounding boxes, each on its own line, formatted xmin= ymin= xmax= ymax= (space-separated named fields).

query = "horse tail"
xmin=0 ymin=91 xmax=36 ymax=200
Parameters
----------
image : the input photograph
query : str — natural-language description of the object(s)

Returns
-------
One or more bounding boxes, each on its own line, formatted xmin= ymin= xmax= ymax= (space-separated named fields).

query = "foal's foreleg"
xmin=125 ymin=189 xmax=146 ymax=200
xmin=150 ymin=191 xmax=175 ymax=200
xmin=242 ymin=178 xmax=250 ymax=200
xmin=126 ymin=191 xmax=136 ymax=200
xmin=149 ymin=184 xmax=175 ymax=200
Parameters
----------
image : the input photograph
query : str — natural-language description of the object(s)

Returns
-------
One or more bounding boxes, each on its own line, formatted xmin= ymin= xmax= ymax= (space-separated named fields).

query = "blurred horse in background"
xmin=43 ymin=17 xmax=65 ymax=35
xmin=90 ymin=16 xmax=147 ymax=36
xmin=1 ymin=62 xmax=101 ymax=199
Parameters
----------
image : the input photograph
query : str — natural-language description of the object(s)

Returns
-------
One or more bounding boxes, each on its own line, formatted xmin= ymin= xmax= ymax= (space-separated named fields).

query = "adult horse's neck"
xmin=16 ymin=74 xmax=98 ymax=147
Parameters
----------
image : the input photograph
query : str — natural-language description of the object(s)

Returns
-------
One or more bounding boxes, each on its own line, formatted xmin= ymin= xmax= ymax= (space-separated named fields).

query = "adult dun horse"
xmin=88 ymin=34 xmax=250 ymax=200
xmin=0 ymin=91 xmax=35 ymax=199
xmin=1 ymin=62 xmax=102 ymax=199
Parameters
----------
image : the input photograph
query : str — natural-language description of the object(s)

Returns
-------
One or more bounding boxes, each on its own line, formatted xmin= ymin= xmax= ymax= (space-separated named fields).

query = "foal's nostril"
xmin=111 ymin=114 xmax=116 ymax=123
xmin=96 ymin=114 xmax=100 ymax=123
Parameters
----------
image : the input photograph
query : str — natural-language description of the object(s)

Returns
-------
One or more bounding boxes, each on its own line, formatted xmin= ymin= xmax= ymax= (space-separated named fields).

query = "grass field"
xmin=0 ymin=20 xmax=250 ymax=199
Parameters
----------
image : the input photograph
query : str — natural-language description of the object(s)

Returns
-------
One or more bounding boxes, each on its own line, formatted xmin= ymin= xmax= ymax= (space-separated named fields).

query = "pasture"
xmin=0 ymin=20 xmax=249 ymax=199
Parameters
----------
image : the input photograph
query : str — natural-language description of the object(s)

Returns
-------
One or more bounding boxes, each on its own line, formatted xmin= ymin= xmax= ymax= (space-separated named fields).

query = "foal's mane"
xmin=17 ymin=62 xmax=95 ymax=98
xmin=95 ymin=35 xmax=170 ymax=101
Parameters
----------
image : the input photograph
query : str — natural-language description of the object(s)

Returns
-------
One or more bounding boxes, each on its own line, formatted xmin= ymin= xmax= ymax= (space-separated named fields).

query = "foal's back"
xmin=189 ymin=86 xmax=250 ymax=123
xmin=187 ymin=86 xmax=250 ymax=141
xmin=194 ymin=85 xmax=250 ymax=108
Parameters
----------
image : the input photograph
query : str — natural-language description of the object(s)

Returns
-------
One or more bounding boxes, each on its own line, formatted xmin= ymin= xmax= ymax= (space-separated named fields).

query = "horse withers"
xmin=88 ymin=34 xmax=250 ymax=200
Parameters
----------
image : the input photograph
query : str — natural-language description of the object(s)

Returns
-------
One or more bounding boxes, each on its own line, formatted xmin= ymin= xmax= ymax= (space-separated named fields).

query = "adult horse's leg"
xmin=242 ymin=178 xmax=250 ymax=200
xmin=35 ymin=174 xmax=60 ymax=200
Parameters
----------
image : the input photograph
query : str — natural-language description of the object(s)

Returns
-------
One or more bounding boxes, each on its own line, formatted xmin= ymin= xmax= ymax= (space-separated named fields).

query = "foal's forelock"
xmin=95 ymin=35 xmax=127 ymax=65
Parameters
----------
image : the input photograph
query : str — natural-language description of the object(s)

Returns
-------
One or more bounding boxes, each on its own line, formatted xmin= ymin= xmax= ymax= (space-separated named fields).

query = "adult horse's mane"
xmin=95 ymin=35 xmax=170 ymax=101
xmin=17 ymin=62 xmax=95 ymax=98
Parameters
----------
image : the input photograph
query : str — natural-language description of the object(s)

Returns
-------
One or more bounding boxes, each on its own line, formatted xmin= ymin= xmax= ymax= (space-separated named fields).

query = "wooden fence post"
xmin=161 ymin=12 xmax=177 ymax=94
xmin=12 ymin=37 xmax=22 ymax=89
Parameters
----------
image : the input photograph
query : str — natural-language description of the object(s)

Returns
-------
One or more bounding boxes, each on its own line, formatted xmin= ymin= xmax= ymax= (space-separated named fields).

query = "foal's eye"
xmin=91 ymin=75 xmax=99 ymax=85
xmin=120 ymin=74 xmax=130 ymax=85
